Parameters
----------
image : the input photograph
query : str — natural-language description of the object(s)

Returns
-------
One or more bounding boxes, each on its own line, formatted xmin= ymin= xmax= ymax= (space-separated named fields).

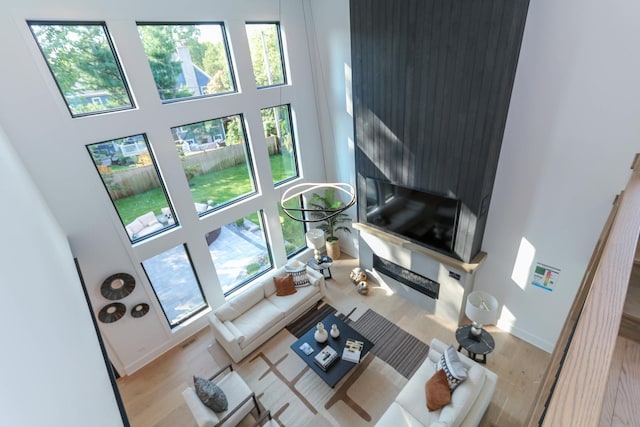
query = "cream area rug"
xmin=233 ymin=328 xmax=407 ymax=426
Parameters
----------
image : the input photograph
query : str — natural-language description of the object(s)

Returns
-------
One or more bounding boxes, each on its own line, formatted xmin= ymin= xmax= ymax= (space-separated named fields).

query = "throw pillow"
xmin=193 ymin=376 xmax=228 ymax=412
xmin=425 ymin=369 xmax=452 ymax=411
xmin=437 ymin=345 xmax=468 ymax=391
xmin=274 ymin=275 xmax=297 ymax=296
xmin=285 ymin=261 xmax=311 ymax=287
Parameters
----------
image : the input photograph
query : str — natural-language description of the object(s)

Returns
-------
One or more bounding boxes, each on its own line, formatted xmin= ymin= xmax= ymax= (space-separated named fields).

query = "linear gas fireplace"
xmin=373 ymin=254 xmax=440 ymax=300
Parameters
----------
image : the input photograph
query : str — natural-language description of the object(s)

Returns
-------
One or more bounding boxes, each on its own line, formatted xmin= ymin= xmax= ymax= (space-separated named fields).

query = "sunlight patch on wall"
xmin=498 ymin=305 xmax=517 ymax=332
xmin=344 ymin=63 xmax=352 ymax=117
xmin=512 ymin=237 xmax=536 ymax=290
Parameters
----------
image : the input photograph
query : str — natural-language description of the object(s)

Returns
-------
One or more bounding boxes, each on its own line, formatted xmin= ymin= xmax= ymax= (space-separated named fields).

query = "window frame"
xmin=27 ymin=20 xmax=136 ymax=118
xmin=136 ymin=21 xmax=238 ymax=103
xmin=85 ymin=133 xmax=178 ymax=244
xmin=245 ymin=21 xmax=288 ymax=89
xmin=140 ymin=244 xmax=209 ymax=329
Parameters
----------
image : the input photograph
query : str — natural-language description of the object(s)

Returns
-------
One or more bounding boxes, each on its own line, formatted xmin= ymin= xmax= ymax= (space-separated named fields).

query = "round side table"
xmin=455 ymin=324 xmax=495 ymax=364
xmin=307 ymin=255 xmax=333 ymax=279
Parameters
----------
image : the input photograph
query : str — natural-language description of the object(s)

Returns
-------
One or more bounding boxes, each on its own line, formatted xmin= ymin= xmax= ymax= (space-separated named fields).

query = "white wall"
xmin=304 ymin=0 xmax=358 ymax=257
xmin=0 ymin=126 xmax=124 ymax=425
xmin=0 ymin=0 xmax=326 ymax=375
xmin=475 ymin=0 xmax=640 ymax=351
xmin=311 ymin=0 xmax=640 ymax=352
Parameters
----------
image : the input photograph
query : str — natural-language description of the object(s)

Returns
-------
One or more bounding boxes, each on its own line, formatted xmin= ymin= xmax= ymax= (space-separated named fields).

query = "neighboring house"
xmin=176 ymin=44 xmax=211 ymax=96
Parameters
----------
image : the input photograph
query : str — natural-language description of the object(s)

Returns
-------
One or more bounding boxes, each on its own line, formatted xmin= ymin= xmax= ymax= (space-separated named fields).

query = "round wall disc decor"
xmin=101 ymin=273 xmax=135 ymax=300
xmin=131 ymin=303 xmax=149 ymax=318
xmin=98 ymin=302 xmax=126 ymax=323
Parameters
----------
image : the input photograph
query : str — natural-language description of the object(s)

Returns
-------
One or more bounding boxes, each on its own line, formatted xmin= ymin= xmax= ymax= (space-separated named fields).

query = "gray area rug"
xmin=286 ymin=303 xmax=429 ymax=379
xmin=350 ymin=309 xmax=430 ymax=379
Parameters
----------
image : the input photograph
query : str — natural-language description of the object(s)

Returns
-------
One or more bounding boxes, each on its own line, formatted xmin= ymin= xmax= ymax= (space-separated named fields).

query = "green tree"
xmin=138 ymin=26 xmax=188 ymax=100
xmin=246 ymin=24 xmax=284 ymax=86
xmin=30 ymin=23 xmax=131 ymax=113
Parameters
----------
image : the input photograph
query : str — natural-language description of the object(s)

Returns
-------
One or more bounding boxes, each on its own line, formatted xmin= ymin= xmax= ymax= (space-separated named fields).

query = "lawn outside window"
xmin=86 ymin=134 xmax=176 ymax=243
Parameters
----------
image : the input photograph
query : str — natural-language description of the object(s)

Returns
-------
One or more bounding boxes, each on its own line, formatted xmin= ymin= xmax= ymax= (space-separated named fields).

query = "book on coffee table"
xmin=314 ymin=345 xmax=338 ymax=371
xmin=341 ymin=339 xmax=364 ymax=363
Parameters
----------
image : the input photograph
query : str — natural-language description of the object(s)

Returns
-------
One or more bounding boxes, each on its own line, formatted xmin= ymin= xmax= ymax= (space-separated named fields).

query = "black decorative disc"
xmin=131 ymin=303 xmax=149 ymax=318
xmin=98 ymin=302 xmax=126 ymax=323
xmin=101 ymin=273 xmax=135 ymax=300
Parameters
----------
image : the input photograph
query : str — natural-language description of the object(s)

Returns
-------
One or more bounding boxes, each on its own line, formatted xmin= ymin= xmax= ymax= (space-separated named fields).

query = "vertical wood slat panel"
xmin=351 ymin=0 xmax=529 ymax=261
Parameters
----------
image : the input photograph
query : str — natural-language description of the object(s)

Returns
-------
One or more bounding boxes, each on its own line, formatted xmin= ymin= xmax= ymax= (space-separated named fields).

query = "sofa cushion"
xmin=438 ymin=345 xmax=468 ymax=391
xmin=263 ymin=277 xmax=277 ymax=297
xmin=126 ymin=219 xmax=145 ymax=235
xmin=215 ymin=285 xmax=264 ymax=322
xmin=138 ymin=211 xmax=160 ymax=227
xmin=267 ymin=284 xmax=318 ymax=317
xmin=425 ymin=369 xmax=452 ymax=411
xmin=193 ymin=376 xmax=228 ymax=412
xmin=375 ymin=402 xmax=425 ymax=427
xmin=274 ymin=275 xmax=296 ymax=296
xmin=438 ymin=362 xmax=487 ymax=426
xmin=395 ymin=351 xmax=442 ymax=426
xmin=233 ymin=300 xmax=284 ymax=349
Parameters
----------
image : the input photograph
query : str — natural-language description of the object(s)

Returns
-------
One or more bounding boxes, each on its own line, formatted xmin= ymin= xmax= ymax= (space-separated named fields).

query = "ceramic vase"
xmin=314 ymin=322 xmax=328 ymax=343
xmin=330 ymin=324 xmax=340 ymax=338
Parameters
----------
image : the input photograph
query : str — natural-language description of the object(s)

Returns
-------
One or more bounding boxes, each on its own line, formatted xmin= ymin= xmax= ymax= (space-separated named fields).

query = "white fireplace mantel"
xmin=354 ymin=223 xmax=487 ymax=326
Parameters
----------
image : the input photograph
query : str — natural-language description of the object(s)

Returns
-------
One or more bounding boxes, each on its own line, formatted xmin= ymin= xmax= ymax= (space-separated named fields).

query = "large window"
xmin=261 ymin=104 xmax=299 ymax=186
xmin=279 ymin=197 xmax=306 ymax=257
xmin=29 ymin=21 xmax=133 ymax=117
xmin=65 ymin=17 xmax=312 ymax=329
xmin=87 ymin=134 xmax=176 ymax=243
xmin=171 ymin=114 xmax=256 ymax=215
xmin=245 ymin=23 xmax=286 ymax=88
xmin=137 ymin=23 xmax=235 ymax=102
xmin=141 ymin=245 xmax=207 ymax=328
xmin=207 ymin=211 xmax=273 ymax=294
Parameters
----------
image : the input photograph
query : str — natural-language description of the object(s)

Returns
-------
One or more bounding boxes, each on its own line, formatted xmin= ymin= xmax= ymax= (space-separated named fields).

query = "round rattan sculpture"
xmin=98 ymin=302 xmax=126 ymax=323
xmin=100 ymin=272 xmax=136 ymax=300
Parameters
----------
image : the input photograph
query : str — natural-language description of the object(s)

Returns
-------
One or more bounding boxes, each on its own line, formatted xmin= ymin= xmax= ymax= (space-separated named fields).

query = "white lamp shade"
xmin=305 ymin=229 xmax=325 ymax=250
xmin=465 ymin=291 xmax=498 ymax=326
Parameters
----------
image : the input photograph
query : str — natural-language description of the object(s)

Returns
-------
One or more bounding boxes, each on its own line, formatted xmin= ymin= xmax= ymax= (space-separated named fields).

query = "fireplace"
xmin=373 ymin=254 xmax=440 ymax=300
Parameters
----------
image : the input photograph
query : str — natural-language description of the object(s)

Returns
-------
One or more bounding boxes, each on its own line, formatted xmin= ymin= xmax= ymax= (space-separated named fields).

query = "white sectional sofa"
xmin=209 ymin=265 xmax=326 ymax=363
xmin=376 ymin=338 xmax=497 ymax=427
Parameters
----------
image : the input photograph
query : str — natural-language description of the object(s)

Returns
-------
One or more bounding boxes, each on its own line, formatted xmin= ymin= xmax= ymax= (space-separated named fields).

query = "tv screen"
xmin=365 ymin=177 xmax=460 ymax=254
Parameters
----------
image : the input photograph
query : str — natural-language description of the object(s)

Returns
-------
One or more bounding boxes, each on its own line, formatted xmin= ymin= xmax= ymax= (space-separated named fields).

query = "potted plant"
xmin=309 ymin=188 xmax=352 ymax=259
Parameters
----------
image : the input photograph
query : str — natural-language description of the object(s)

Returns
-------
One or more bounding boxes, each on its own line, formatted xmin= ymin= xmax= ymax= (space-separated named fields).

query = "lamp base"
xmin=468 ymin=323 xmax=483 ymax=341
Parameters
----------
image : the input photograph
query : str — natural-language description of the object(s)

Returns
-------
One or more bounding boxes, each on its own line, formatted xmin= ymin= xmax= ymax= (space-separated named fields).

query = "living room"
xmin=2 ymin=0 xmax=640 ymax=426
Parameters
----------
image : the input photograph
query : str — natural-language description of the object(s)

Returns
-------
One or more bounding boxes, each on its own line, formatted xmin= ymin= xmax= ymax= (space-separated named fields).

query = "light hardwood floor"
xmin=116 ymin=257 xmax=550 ymax=426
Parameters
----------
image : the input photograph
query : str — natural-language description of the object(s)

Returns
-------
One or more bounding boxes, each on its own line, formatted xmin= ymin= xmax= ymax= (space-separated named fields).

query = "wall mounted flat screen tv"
xmin=365 ymin=177 xmax=460 ymax=255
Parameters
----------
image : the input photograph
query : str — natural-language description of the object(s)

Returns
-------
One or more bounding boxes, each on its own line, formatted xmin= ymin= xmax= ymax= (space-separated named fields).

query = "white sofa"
xmin=209 ymin=265 xmax=326 ymax=363
xmin=376 ymin=338 xmax=497 ymax=427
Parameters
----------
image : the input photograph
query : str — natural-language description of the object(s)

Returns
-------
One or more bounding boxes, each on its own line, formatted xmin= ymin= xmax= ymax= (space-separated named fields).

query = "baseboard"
xmin=123 ymin=319 xmax=210 ymax=375
xmin=496 ymin=319 xmax=555 ymax=353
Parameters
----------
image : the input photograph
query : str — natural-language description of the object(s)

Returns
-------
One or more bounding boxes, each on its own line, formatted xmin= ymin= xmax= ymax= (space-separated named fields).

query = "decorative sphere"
xmin=357 ymin=281 xmax=369 ymax=295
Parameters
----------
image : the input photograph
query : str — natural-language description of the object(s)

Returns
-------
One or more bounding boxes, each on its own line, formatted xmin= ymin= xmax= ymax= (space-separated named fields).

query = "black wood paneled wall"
xmin=351 ymin=0 xmax=530 ymax=261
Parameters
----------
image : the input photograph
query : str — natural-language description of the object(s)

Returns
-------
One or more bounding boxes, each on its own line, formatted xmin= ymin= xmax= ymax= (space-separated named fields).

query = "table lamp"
xmin=306 ymin=229 xmax=325 ymax=262
xmin=465 ymin=291 xmax=498 ymax=341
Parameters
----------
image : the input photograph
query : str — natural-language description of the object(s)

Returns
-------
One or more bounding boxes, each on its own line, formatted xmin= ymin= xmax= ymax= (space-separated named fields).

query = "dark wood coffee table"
xmin=290 ymin=314 xmax=374 ymax=388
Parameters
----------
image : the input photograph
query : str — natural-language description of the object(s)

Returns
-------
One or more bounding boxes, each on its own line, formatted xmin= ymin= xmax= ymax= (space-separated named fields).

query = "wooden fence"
xmin=102 ymin=137 xmax=280 ymax=200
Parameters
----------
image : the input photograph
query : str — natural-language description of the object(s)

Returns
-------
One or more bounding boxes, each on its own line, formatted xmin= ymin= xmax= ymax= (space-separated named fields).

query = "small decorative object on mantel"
xmin=131 ymin=303 xmax=149 ymax=318
xmin=98 ymin=302 xmax=126 ymax=323
xmin=330 ymin=323 xmax=340 ymax=338
xmin=100 ymin=272 xmax=136 ymax=300
xmin=314 ymin=322 xmax=328 ymax=343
